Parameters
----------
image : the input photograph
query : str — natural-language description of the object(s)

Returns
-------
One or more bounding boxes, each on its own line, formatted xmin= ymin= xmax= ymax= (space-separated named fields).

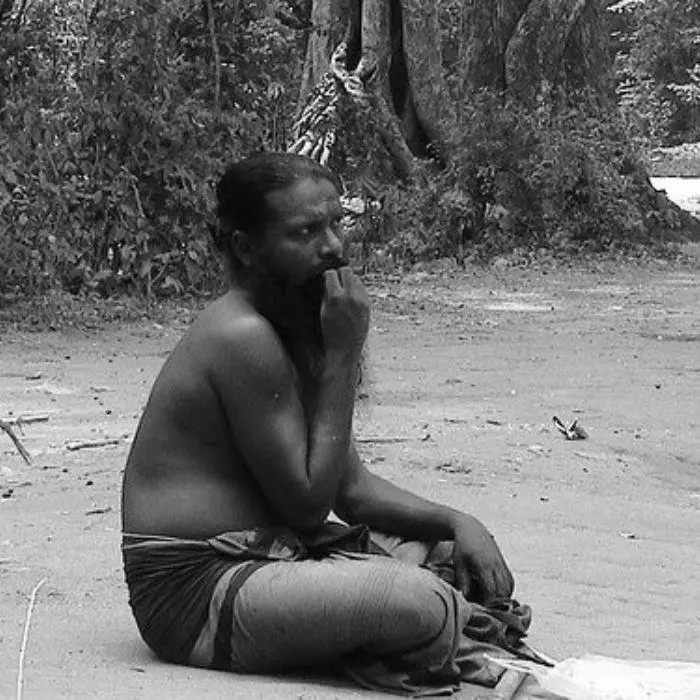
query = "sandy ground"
xmin=1 ymin=263 xmax=699 ymax=699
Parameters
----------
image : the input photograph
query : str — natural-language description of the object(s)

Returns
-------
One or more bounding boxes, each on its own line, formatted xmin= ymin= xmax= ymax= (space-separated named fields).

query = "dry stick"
xmin=14 ymin=415 xmax=50 ymax=426
xmin=1 ymin=415 xmax=50 ymax=429
xmin=66 ymin=438 xmax=120 ymax=452
xmin=0 ymin=419 xmax=32 ymax=465
xmin=16 ymin=578 xmax=47 ymax=700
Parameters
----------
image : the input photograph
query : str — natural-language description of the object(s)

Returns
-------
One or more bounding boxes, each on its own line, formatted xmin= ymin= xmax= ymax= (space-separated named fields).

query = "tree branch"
xmin=203 ymin=0 xmax=221 ymax=112
xmin=12 ymin=0 xmax=29 ymax=32
xmin=0 ymin=0 xmax=14 ymax=30
xmin=275 ymin=8 xmax=311 ymax=31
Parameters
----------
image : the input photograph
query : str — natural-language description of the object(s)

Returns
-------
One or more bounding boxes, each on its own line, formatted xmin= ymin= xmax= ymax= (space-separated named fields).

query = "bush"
xmin=0 ymin=0 xmax=304 ymax=300
xmin=610 ymin=0 xmax=700 ymax=146
xmin=353 ymin=91 xmax=684 ymax=266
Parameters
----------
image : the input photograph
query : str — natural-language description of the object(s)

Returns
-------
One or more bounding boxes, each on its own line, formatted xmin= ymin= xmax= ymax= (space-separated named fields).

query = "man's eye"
xmin=295 ymin=220 xmax=341 ymax=239
xmin=297 ymin=224 xmax=321 ymax=238
xmin=295 ymin=227 xmax=312 ymax=238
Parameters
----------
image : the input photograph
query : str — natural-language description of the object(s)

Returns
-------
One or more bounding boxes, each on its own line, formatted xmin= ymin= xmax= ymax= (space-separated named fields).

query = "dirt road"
xmin=1 ymin=262 xmax=699 ymax=699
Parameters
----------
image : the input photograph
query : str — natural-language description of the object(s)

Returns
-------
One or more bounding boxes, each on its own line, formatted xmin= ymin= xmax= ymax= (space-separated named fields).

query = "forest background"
xmin=1 ymin=0 xmax=699 ymax=308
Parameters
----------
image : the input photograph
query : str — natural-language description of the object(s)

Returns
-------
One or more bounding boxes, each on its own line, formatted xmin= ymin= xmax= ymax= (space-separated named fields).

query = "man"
xmin=121 ymin=153 xmax=538 ymax=696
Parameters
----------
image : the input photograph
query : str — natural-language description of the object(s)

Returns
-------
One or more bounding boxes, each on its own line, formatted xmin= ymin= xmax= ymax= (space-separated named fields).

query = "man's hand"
xmin=320 ymin=268 xmax=370 ymax=360
xmin=451 ymin=514 xmax=515 ymax=605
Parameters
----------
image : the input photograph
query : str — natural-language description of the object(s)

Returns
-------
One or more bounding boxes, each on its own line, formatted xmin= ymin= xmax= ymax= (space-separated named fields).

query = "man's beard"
xmin=251 ymin=263 xmax=367 ymax=396
xmin=255 ymin=265 xmax=326 ymax=340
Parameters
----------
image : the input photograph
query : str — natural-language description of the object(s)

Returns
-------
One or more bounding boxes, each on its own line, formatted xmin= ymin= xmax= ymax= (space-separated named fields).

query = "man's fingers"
xmin=339 ymin=266 xmax=364 ymax=295
xmin=453 ymin=553 xmax=470 ymax=596
xmin=324 ymin=269 xmax=342 ymax=295
xmin=338 ymin=266 xmax=354 ymax=286
xmin=483 ymin=568 xmax=508 ymax=604
xmin=482 ymin=568 xmax=514 ymax=604
xmin=501 ymin=569 xmax=515 ymax=598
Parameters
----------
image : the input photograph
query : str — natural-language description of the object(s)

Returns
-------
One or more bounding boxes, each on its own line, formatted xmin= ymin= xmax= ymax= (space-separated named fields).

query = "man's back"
xmin=121 ymin=292 xmax=279 ymax=538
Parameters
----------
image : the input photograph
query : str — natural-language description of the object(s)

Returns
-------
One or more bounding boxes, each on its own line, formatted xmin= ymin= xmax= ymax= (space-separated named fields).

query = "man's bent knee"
xmin=369 ymin=566 xmax=449 ymax=654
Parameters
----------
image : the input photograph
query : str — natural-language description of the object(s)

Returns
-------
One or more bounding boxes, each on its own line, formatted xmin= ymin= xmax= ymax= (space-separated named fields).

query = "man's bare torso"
xmin=121 ymin=292 xmax=288 ymax=538
xmin=121 ymin=159 xmax=515 ymax=606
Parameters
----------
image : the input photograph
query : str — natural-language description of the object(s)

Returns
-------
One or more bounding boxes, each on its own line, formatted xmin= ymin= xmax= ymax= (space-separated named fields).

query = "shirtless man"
xmin=121 ymin=153 xmax=529 ymax=695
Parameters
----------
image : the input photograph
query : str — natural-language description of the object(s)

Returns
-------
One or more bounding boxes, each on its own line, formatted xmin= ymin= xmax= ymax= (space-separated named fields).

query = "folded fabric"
xmin=122 ymin=522 xmax=544 ymax=697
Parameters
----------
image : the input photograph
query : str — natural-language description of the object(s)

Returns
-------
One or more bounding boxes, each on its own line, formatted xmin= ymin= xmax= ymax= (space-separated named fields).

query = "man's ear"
xmin=229 ymin=230 xmax=254 ymax=267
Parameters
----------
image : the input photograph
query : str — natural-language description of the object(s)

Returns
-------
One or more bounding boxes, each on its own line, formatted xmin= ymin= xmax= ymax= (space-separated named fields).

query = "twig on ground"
xmin=356 ymin=436 xmax=413 ymax=444
xmin=0 ymin=419 xmax=32 ymax=464
xmin=85 ymin=506 xmax=113 ymax=515
xmin=66 ymin=438 xmax=121 ymax=452
xmin=2 ymin=415 xmax=50 ymax=428
xmin=17 ymin=415 xmax=50 ymax=426
xmin=16 ymin=578 xmax=47 ymax=700
xmin=552 ymin=415 xmax=589 ymax=440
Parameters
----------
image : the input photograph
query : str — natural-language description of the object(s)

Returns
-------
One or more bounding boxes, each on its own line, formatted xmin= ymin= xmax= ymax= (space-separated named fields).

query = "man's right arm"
xmin=209 ymin=269 xmax=368 ymax=531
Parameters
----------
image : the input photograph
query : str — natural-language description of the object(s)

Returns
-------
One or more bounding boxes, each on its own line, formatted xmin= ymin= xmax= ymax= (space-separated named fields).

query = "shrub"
xmin=0 ymin=0 xmax=304 ymax=300
xmin=610 ymin=0 xmax=700 ymax=145
xmin=354 ymin=90 xmax=683 ymax=266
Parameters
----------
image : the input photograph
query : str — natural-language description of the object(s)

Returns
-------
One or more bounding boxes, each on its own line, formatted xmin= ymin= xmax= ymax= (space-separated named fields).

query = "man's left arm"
xmin=334 ymin=441 xmax=515 ymax=603
xmin=334 ymin=442 xmax=460 ymax=541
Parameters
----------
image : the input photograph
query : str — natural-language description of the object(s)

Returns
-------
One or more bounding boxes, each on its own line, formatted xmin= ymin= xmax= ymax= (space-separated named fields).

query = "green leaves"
xmin=613 ymin=0 xmax=700 ymax=144
xmin=1 ymin=0 xmax=303 ymax=300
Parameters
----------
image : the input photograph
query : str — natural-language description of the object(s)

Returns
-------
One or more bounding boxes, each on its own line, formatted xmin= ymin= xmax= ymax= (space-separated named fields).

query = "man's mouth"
xmin=319 ymin=258 xmax=349 ymax=274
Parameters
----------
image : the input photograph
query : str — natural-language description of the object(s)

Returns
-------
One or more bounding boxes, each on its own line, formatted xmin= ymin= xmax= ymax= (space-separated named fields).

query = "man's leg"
xmin=201 ymin=552 xmax=460 ymax=674
xmin=371 ymin=531 xmax=460 ymax=590
xmin=369 ymin=531 xmax=539 ymax=690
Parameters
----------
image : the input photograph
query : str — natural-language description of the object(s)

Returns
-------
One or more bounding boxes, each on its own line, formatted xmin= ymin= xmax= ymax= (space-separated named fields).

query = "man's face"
xmin=256 ymin=176 xmax=346 ymax=290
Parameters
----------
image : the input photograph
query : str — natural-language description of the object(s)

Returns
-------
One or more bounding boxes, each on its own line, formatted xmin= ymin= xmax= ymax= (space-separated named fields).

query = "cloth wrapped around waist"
xmin=121 ymin=523 xmax=385 ymax=664
xmin=122 ymin=522 xmax=539 ymax=696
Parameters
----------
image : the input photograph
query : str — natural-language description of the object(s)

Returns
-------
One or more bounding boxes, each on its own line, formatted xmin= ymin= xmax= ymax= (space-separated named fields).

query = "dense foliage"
xmin=0 ymin=0 xmax=305 ymax=300
xmin=0 ymin=0 xmax=696 ymax=302
xmin=611 ymin=0 xmax=700 ymax=145
xmin=355 ymin=91 xmax=687 ymax=267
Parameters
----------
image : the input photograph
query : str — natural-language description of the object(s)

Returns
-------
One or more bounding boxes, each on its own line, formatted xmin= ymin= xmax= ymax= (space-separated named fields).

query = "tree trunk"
xmin=297 ymin=0 xmax=448 ymax=180
xmin=298 ymin=0 xmax=350 ymax=110
xmin=297 ymin=0 xmax=610 ymax=178
xmin=298 ymin=0 xmax=700 ymax=242
xmin=455 ymin=0 xmax=700 ymax=242
xmin=458 ymin=0 xmax=611 ymax=104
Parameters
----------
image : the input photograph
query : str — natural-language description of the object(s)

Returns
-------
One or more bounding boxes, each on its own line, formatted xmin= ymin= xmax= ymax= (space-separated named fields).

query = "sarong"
xmin=122 ymin=522 xmax=541 ymax=697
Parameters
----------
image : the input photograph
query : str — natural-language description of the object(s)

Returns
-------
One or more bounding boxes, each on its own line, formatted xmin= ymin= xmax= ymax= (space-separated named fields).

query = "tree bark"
xmin=298 ymin=0 xmax=448 ymax=180
xmin=399 ymin=0 xmax=445 ymax=158
xmin=458 ymin=0 xmax=611 ymax=105
xmin=298 ymin=0 xmax=350 ymax=109
xmin=298 ymin=0 xmax=608 ymax=178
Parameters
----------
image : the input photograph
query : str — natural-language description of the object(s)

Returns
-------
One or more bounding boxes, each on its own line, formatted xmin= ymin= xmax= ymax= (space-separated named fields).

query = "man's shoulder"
xmin=200 ymin=292 xmax=271 ymax=339
xmin=194 ymin=292 xmax=291 ymax=379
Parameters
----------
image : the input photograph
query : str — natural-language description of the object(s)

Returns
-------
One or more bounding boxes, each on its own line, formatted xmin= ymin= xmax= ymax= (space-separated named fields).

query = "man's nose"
xmin=320 ymin=225 xmax=344 ymax=259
